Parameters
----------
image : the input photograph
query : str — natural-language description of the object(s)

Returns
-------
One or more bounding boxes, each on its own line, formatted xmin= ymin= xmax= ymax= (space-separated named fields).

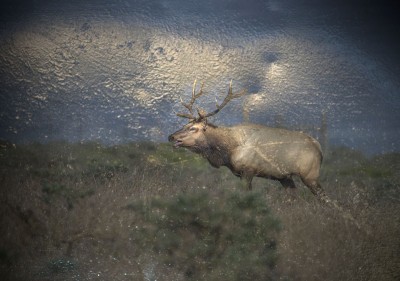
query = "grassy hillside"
xmin=0 ymin=141 xmax=399 ymax=280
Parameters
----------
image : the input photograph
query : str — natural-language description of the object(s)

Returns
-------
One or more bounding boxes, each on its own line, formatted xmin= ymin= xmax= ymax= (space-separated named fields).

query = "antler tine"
xmin=192 ymin=79 xmax=197 ymax=99
xmin=218 ymin=80 xmax=247 ymax=108
xmin=176 ymin=112 xmax=196 ymax=119
xmin=202 ymin=80 xmax=247 ymax=119
xmin=192 ymin=79 xmax=205 ymax=100
xmin=176 ymin=79 xmax=206 ymax=120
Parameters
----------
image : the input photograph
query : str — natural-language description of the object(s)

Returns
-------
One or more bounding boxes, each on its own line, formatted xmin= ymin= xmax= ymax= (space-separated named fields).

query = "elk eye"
xmin=189 ymin=127 xmax=197 ymax=132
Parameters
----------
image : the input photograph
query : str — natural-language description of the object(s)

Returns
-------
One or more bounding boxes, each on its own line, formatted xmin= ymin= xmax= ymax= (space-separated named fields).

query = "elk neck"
xmin=200 ymin=125 xmax=238 ymax=169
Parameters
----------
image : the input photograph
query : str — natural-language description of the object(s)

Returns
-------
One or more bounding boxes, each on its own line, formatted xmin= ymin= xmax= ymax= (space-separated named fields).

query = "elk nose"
xmin=168 ymin=134 xmax=175 ymax=142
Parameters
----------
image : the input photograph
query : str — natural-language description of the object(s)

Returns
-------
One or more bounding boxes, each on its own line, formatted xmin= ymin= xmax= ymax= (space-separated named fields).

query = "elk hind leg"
xmin=301 ymin=177 xmax=330 ymax=204
xmin=302 ymin=176 xmax=346 ymax=215
xmin=302 ymin=177 xmax=365 ymax=231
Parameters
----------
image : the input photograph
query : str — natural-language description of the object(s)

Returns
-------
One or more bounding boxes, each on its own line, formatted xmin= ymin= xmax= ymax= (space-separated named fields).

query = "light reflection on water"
xmin=0 ymin=0 xmax=399 ymax=154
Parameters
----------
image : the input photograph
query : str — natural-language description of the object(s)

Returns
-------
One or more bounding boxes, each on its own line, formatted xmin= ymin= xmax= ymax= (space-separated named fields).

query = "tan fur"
xmin=169 ymin=122 xmax=323 ymax=194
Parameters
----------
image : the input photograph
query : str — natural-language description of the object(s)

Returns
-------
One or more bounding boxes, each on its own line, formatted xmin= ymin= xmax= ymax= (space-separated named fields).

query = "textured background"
xmin=1 ymin=0 xmax=399 ymax=154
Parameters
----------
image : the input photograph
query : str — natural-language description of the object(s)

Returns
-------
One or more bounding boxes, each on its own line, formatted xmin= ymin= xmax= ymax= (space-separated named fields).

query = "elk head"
xmin=168 ymin=80 xmax=246 ymax=150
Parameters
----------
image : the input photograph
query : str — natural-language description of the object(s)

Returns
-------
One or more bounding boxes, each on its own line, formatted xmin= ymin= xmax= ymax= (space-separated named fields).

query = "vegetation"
xmin=128 ymin=191 xmax=280 ymax=281
xmin=0 ymin=140 xmax=399 ymax=280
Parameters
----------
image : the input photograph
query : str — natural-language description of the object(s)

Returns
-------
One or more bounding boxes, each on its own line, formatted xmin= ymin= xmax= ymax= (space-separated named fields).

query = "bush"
xmin=127 ymin=190 xmax=280 ymax=281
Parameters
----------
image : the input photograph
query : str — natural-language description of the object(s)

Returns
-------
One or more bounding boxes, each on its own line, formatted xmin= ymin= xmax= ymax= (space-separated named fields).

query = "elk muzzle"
xmin=168 ymin=131 xmax=184 ymax=148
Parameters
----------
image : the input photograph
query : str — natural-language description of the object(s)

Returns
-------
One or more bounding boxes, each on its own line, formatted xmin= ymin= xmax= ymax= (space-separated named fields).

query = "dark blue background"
xmin=0 ymin=0 xmax=399 ymax=154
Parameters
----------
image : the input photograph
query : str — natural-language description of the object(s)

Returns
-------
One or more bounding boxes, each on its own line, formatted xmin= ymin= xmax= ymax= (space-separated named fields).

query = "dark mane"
xmin=200 ymin=126 xmax=237 ymax=169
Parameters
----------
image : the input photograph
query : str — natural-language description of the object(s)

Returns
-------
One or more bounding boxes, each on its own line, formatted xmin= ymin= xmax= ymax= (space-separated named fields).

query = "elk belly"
xmin=231 ymin=146 xmax=292 ymax=179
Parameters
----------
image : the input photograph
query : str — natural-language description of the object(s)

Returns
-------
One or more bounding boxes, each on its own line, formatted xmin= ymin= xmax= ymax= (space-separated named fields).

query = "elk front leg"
xmin=238 ymin=173 xmax=253 ymax=190
xmin=244 ymin=175 xmax=253 ymax=190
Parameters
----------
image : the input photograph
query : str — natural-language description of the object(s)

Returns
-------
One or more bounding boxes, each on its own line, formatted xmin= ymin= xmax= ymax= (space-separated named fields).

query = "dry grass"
xmin=0 ymin=142 xmax=399 ymax=280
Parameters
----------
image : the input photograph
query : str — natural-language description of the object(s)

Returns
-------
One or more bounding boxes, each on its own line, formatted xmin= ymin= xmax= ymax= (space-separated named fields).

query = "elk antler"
xmin=176 ymin=79 xmax=205 ymax=120
xmin=177 ymin=80 xmax=246 ymax=121
xmin=199 ymin=80 xmax=247 ymax=119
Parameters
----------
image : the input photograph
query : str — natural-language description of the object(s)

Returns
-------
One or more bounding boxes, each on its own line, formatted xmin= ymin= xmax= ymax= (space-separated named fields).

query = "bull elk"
xmin=168 ymin=80 xmax=332 ymax=203
xmin=168 ymin=81 xmax=365 ymax=231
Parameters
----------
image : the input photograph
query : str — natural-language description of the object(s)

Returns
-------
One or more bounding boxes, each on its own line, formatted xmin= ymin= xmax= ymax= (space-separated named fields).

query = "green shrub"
xmin=42 ymin=181 xmax=94 ymax=209
xmin=127 ymin=190 xmax=280 ymax=281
